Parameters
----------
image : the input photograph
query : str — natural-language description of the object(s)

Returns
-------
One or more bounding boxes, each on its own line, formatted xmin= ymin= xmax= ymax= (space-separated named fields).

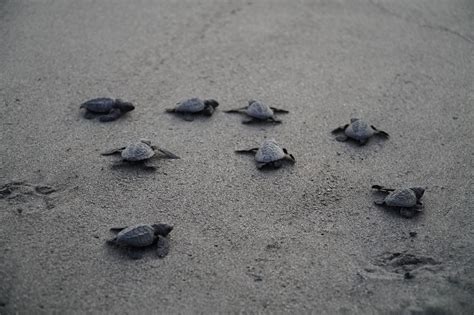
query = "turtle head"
xmin=152 ymin=224 xmax=174 ymax=237
xmin=204 ymin=99 xmax=219 ymax=109
xmin=248 ymin=100 xmax=257 ymax=105
xmin=114 ymin=99 xmax=135 ymax=112
xmin=410 ymin=187 xmax=425 ymax=199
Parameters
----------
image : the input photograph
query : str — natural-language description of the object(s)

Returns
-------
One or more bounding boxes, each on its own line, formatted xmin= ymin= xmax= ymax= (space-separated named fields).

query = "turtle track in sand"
xmin=0 ymin=181 xmax=58 ymax=213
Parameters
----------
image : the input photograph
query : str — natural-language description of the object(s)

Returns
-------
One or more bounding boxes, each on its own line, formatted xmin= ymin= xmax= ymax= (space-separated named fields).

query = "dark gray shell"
xmin=384 ymin=189 xmax=417 ymax=207
xmin=255 ymin=139 xmax=285 ymax=163
xmin=246 ymin=100 xmax=274 ymax=119
xmin=116 ymin=224 xmax=157 ymax=247
xmin=345 ymin=119 xmax=375 ymax=141
xmin=121 ymin=142 xmax=155 ymax=161
xmin=175 ymin=98 xmax=206 ymax=113
xmin=80 ymin=98 xmax=115 ymax=113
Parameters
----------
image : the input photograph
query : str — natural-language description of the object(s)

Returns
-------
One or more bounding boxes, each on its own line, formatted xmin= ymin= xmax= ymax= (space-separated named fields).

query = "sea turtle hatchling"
xmin=166 ymin=98 xmax=219 ymax=121
xmin=107 ymin=223 xmax=173 ymax=259
xmin=372 ymin=185 xmax=425 ymax=218
xmin=101 ymin=139 xmax=180 ymax=170
xmin=236 ymin=138 xmax=296 ymax=169
xmin=332 ymin=118 xmax=389 ymax=145
xmin=225 ymin=100 xmax=289 ymax=124
xmin=80 ymin=98 xmax=135 ymax=122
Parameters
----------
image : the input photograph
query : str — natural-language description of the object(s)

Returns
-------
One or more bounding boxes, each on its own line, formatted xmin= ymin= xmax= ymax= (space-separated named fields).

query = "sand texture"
xmin=1 ymin=0 xmax=473 ymax=313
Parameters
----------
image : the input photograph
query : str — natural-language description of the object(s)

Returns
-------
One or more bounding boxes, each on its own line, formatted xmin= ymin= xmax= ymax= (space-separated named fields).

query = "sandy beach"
xmin=1 ymin=0 xmax=473 ymax=313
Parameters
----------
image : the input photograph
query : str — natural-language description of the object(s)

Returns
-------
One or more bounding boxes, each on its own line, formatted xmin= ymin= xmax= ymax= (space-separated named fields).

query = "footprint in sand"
xmin=364 ymin=251 xmax=442 ymax=279
xmin=0 ymin=181 xmax=58 ymax=213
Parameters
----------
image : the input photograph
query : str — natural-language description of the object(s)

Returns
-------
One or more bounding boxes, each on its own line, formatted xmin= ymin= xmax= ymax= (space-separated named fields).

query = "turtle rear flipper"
xmin=235 ymin=148 xmax=259 ymax=154
xmin=99 ymin=108 xmax=122 ymax=122
xmin=156 ymin=235 xmax=170 ymax=258
xmin=165 ymin=108 xmax=176 ymax=113
xmin=270 ymin=107 xmax=289 ymax=114
xmin=371 ymin=125 xmax=389 ymax=138
xmin=101 ymin=147 xmax=126 ymax=156
xmin=374 ymin=200 xmax=385 ymax=206
xmin=156 ymin=147 xmax=180 ymax=159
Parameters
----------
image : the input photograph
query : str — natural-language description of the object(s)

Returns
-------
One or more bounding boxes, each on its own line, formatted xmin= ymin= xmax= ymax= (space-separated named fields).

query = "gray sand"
xmin=1 ymin=0 xmax=473 ymax=313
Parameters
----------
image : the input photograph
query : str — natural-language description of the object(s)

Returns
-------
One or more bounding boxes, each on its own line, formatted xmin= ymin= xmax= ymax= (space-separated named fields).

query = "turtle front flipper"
xmin=358 ymin=139 xmax=368 ymax=146
xmin=126 ymin=248 xmax=145 ymax=260
xmin=83 ymin=111 xmax=97 ymax=119
xmin=374 ymin=200 xmax=385 ymax=206
xmin=224 ymin=107 xmax=247 ymax=113
xmin=142 ymin=160 xmax=157 ymax=171
xmin=110 ymin=226 xmax=128 ymax=232
xmin=156 ymin=147 xmax=180 ymax=159
xmin=371 ymin=125 xmax=389 ymax=138
xmin=371 ymin=185 xmax=395 ymax=193
xmin=202 ymin=105 xmax=216 ymax=116
xmin=242 ymin=117 xmax=256 ymax=124
xmin=332 ymin=124 xmax=349 ymax=134
xmin=106 ymin=237 xmax=119 ymax=246
xmin=182 ymin=114 xmax=194 ymax=121
xmin=335 ymin=135 xmax=348 ymax=142
xmin=269 ymin=117 xmax=282 ymax=124
xmin=165 ymin=108 xmax=176 ymax=113
xmin=99 ymin=108 xmax=122 ymax=122
xmin=271 ymin=160 xmax=283 ymax=169
xmin=156 ymin=235 xmax=170 ymax=258
xmin=270 ymin=107 xmax=289 ymax=114
xmin=101 ymin=147 xmax=126 ymax=156
xmin=235 ymin=148 xmax=259 ymax=154
xmin=399 ymin=208 xmax=416 ymax=218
